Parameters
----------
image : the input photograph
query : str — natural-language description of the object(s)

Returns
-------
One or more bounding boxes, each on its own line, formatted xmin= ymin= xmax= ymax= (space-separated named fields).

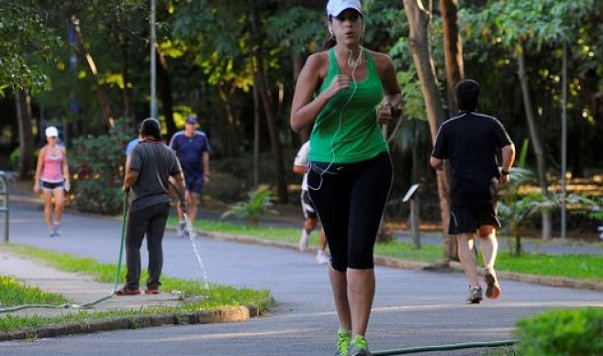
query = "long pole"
xmin=560 ymin=43 xmax=568 ymax=239
xmin=150 ymin=0 xmax=157 ymax=119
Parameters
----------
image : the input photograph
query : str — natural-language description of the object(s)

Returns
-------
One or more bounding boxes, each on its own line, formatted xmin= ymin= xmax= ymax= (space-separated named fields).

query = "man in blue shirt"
xmin=169 ymin=116 xmax=211 ymax=236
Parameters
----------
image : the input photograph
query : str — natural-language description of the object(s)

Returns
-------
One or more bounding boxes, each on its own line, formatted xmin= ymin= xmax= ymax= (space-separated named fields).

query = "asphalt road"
xmin=2 ymin=198 xmax=602 ymax=356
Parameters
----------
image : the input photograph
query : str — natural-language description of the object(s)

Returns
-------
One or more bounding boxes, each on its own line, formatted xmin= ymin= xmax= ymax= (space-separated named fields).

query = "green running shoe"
xmin=349 ymin=335 xmax=372 ymax=356
xmin=333 ymin=329 xmax=351 ymax=356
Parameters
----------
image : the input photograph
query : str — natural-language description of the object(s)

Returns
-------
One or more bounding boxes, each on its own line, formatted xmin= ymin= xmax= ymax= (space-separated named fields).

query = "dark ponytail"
xmin=322 ymin=16 xmax=336 ymax=50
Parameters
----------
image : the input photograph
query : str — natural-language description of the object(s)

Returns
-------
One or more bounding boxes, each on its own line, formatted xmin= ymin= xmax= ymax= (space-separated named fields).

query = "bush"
xmin=220 ymin=185 xmax=278 ymax=227
xmin=515 ymin=308 xmax=603 ymax=355
xmin=68 ymin=120 xmax=132 ymax=215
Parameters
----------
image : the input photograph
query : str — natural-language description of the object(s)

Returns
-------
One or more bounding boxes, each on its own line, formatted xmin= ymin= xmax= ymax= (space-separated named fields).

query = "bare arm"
xmin=290 ymin=53 xmax=353 ymax=133
xmin=430 ymin=156 xmax=444 ymax=171
xmin=292 ymin=165 xmax=309 ymax=175
xmin=33 ymin=147 xmax=45 ymax=192
xmin=61 ymin=147 xmax=70 ymax=180
xmin=501 ymin=143 xmax=516 ymax=172
xmin=373 ymin=52 xmax=402 ymax=125
xmin=171 ymin=171 xmax=187 ymax=211
xmin=202 ymin=151 xmax=210 ymax=182
xmin=122 ymin=169 xmax=139 ymax=192
xmin=499 ymin=143 xmax=516 ymax=184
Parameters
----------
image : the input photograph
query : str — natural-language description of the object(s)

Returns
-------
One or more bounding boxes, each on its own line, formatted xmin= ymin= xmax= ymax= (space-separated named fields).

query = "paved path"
xmin=1 ymin=196 xmax=602 ymax=355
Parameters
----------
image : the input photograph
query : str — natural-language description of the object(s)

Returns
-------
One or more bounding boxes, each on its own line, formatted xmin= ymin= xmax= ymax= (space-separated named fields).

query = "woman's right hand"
xmin=324 ymin=74 xmax=351 ymax=100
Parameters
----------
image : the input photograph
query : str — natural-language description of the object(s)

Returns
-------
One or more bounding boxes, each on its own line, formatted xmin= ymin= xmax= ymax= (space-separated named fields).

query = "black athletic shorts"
xmin=41 ymin=180 xmax=64 ymax=190
xmin=449 ymin=180 xmax=501 ymax=234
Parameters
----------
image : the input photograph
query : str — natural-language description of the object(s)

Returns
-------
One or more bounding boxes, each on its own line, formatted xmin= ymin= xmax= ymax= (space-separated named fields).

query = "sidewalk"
xmin=1 ymin=185 xmax=602 ymax=349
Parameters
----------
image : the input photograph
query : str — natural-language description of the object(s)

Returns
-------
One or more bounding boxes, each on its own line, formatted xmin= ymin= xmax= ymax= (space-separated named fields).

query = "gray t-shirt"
xmin=128 ymin=140 xmax=182 ymax=212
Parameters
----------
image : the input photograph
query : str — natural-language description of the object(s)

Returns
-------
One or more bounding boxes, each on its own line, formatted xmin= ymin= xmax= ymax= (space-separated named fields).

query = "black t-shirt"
xmin=431 ymin=111 xmax=513 ymax=203
xmin=128 ymin=141 xmax=182 ymax=212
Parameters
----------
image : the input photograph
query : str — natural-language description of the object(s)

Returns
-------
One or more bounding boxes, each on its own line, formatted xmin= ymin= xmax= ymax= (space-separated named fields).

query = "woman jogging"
xmin=289 ymin=0 xmax=402 ymax=354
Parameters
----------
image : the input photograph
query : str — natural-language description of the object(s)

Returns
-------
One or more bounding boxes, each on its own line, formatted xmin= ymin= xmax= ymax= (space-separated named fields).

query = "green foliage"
xmin=515 ymin=308 xmax=603 ymax=355
xmin=467 ymin=0 xmax=597 ymax=48
xmin=267 ymin=7 xmax=323 ymax=54
xmin=221 ymin=185 xmax=278 ymax=227
xmin=68 ymin=120 xmax=131 ymax=215
xmin=0 ymin=2 xmax=63 ymax=94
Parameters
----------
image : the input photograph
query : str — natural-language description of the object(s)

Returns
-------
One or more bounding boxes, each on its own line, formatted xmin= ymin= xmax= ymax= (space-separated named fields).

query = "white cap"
xmin=327 ymin=0 xmax=363 ymax=17
xmin=45 ymin=126 xmax=59 ymax=138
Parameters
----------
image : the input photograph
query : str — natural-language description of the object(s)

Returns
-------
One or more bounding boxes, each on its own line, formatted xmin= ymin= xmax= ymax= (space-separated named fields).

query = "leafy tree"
xmin=462 ymin=0 xmax=600 ymax=239
xmin=0 ymin=1 xmax=63 ymax=179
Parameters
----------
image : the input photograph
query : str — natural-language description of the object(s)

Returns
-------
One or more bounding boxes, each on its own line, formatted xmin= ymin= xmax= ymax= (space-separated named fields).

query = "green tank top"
xmin=308 ymin=47 xmax=388 ymax=164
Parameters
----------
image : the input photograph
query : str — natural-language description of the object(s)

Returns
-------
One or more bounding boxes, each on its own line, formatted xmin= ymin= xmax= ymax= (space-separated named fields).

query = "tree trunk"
xmin=253 ymin=84 xmax=261 ymax=187
xmin=439 ymin=0 xmax=464 ymax=260
xmin=15 ymin=89 xmax=35 ymax=180
xmin=157 ymin=48 xmax=176 ymax=137
xmin=439 ymin=0 xmax=463 ymax=115
xmin=248 ymin=0 xmax=288 ymax=203
xmin=216 ymin=85 xmax=240 ymax=158
xmin=516 ymin=44 xmax=552 ymax=240
xmin=403 ymin=0 xmax=455 ymax=260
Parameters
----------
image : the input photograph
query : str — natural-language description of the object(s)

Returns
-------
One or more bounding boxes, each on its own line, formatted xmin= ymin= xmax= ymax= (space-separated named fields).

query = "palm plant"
xmin=498 ymin=140 xmax=601 ymax=255
xmin=220 ymin=185 xmax=278 ymax=227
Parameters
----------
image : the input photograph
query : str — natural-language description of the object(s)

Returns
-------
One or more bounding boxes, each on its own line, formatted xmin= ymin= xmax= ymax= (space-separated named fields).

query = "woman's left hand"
xmin=377 ymin=103 xmax=393 ymax=125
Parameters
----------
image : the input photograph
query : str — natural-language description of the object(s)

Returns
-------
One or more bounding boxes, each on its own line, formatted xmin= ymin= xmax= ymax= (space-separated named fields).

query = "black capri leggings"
xmin=308 ymin=152 xmax=393 ymax=271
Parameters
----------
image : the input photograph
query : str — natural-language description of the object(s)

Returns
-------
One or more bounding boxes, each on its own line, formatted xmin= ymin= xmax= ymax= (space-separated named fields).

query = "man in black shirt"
xmin=430 ymin=79 xmax=515 ymax=304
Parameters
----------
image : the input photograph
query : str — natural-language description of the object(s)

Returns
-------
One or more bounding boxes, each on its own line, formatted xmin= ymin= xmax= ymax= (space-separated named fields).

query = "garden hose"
xmin=373 ymin=339 xmax=519 ymax=355
xmin=0 ymin=193 xmax=129 ymax=314
xmin=170 ymin=181 xmax=210 ymax=289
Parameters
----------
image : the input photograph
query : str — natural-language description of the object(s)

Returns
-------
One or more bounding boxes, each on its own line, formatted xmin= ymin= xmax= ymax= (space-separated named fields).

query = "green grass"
xmin=173 ymin=217 xmax=603 ymax=283
xmin=496 ymin=252 xmax=603 ymax=282
xmin=0 ymin=275 xmax=68 ymax=307
xmin=0 ymin=243 xmax=275 ymax=332
xmin=2 ymin=216 xmax=601 ymax=334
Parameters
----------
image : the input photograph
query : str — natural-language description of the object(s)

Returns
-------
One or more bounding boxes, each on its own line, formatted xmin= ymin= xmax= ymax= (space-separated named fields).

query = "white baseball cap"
xmin=326 ymin=0 xmax=363 ymax=17
xmin=45 ymin=126 xmax=59 ymax=138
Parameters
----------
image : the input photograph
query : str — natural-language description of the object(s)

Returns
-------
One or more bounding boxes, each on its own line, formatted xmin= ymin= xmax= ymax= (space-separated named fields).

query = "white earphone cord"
xmin=309 ymin=47 xmax=362 ymax=191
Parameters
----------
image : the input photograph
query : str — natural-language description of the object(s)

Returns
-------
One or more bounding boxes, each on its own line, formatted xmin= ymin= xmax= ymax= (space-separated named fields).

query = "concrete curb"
xmin=203 ymin=230 xmax=603 ymax=292
xmin=448 ymin=261 xmax=603 ymax=292
xmin=0 ymin=305 xmax=259 ymax=342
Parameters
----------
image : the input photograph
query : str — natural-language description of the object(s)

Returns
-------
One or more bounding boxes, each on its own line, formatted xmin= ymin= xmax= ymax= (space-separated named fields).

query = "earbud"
xmin=328 ymin=26 xmax=334 ymax=36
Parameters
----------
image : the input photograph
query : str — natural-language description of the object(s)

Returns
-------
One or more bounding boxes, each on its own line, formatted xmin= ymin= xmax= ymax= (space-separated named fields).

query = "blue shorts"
xmin=184 ymin=172 xmax=204 ymax=195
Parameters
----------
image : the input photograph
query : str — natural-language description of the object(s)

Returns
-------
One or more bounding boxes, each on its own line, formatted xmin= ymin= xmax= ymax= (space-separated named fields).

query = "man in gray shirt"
xmin=116 ymin=118 xmax=186 ymax=295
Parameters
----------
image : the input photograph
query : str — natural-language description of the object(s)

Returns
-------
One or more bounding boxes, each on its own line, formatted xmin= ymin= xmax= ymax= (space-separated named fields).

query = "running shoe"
xmin=53 ymin=222 xmax=61 ymax=236
xmin=467 ymin=285 xmax=483 ymax=304
xmin=484 ymin=269 xmax=501 ymax=299
xmin=349 ymin=335 xmax=372 ymax=356
xmin=333 ymin=329 xmax=351 ymax=356
xmin=316 ymin=251 xmax=330 ymax=265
